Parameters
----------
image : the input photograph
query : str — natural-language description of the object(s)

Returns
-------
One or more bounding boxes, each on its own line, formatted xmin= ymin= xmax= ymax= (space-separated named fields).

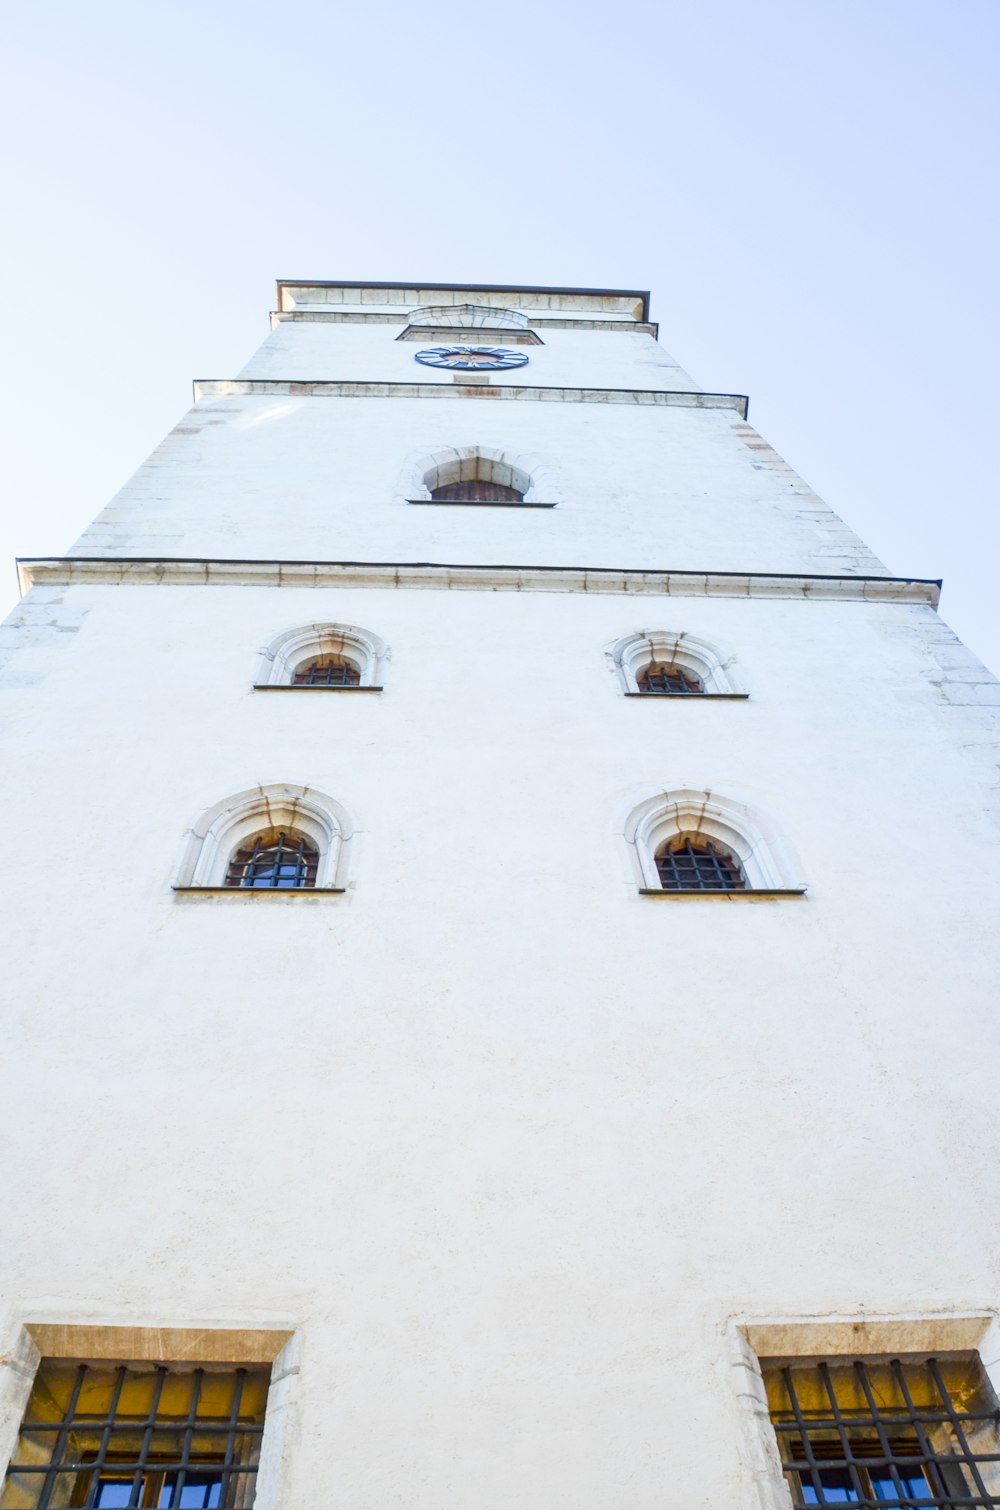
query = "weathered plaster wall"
xmin=2 ymin=578 xmax=1000 ymax=1507
xmin=4 ymin=289 xmax=995 ymax=1510
xmin=237 ymin=322 xmax=698 ymax=392
xmin=70 ymin=396 xmax=884 ymax=576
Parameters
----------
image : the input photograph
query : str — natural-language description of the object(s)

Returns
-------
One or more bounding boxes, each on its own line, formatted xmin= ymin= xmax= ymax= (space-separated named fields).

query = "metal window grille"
xmin=0 ymin=1361 xmax=269 ymax=1510
xmin=429 ymin=480 xmax=525 ymax=504
xmin=763 ymin=1355 xmax=1000 ymax=1509
xmin=636 ymin=662 xmax=704 ymax=695
xmin=654 ymin=835 xmax=747 ymax=890
xmin=224 ymin=830 xmax=319 ymax=889
xmin=291 ymin=655 xmax=361 ymax=686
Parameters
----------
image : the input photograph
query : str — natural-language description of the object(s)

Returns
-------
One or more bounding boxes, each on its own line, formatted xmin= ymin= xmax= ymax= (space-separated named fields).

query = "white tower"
xmin=3 ymin=281 xmax=1000 ymax=1510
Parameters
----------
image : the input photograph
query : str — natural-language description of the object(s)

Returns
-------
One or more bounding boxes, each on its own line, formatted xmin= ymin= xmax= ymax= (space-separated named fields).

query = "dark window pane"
xmin=636 ymin=662 xmax=703 ymax=694
xmin=654 ymin=835 xmax=746 ymax=890
xmin=159 ymin=1474 xmax=223 ymax=1509
xmin=429 ymin=480 xmax=524 ymax=504
xmin=292 ymin=655 xmax=361 ymax=686
xmin=225 ymin=830 xmax=319 ymax=889
xmin=95 ymin=1484 xmax=134 ymax=1509
xmin=800 ymin=1469 xmax=861 ymax=1503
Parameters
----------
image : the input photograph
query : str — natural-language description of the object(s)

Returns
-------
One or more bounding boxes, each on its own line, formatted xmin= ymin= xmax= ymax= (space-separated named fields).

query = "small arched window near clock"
xmin=426 ymin=451 xmax=530 ymax=505
xmin=255 ymin=623 xmax=387 ymax=690
xmin=608 ymin=631 xmax=748 ymax=698
xmin=430 ymin=475 xmax=525 ymax=504
xmin=398 ymin=445 xmax=562 ymax=508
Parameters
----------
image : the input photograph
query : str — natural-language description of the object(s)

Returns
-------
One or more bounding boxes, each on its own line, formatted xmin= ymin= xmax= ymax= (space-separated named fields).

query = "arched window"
xmin=398 ymin=445 xmax=561 ymax=508
xmin=636 ymin=662 xmax=704 ymax=696
xmin=624 ymin=789 xmax=806 ymax=897
xmin=609 ymin=632 xmax=747 ymax=697
xmin=255 ymin=624 xmax=386 ymax=690
xmin=225 ymin=828 xmax=320 ymax=889
xmin=406 ymin=304 xmax=531 ymax=331
xmin=654 ymin=834 xmax=746 ymax=891
xmin=174 ymin=784 xmax=353 ymax=894
xmin=429 ymin=477 xmax=525 ymax=504
xmin=292 ymin=654 xmax=362 ymax=687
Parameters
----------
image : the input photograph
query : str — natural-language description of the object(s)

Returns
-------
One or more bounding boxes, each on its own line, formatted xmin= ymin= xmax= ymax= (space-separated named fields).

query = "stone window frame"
xmin=608 ymin=631 xmax=748 ymax=697
xmin=398 ymin=445 xmax=562 ymax=508
xmin=728 ymin=1311 xmax=1000 ymax=1510
xmin=623 ymin=788 xmax=806 ymax=896
xmin=254 ymin=622 xmax=387 ymax=691
xmin=173 ymin=783 xmax=353 ymax=894
xmin=0 ymin=1320 xmax=297 ymax=1510
xmin=397 ymin=305 xmax=543 ymax=345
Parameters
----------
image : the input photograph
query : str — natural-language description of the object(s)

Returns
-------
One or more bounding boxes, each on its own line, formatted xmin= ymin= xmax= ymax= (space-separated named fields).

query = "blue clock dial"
xmin=415 ymin=346 xmax=529 ymax=372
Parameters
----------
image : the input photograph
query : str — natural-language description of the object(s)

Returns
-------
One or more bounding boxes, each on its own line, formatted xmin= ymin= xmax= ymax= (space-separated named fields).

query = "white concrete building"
xmin=2 ymin=280 xmax=1000 ymax=1510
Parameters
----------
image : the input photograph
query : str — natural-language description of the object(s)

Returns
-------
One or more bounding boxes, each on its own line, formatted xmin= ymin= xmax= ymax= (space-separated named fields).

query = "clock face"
xmin=414 ymin=346 xmax=529 ymax=372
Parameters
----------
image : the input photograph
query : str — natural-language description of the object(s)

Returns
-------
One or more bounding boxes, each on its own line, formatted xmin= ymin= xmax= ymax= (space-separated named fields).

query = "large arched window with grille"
xmin=636 ymin=662 xmax=704 ymax=696
xmin=225 ymin=828 xmax=320 ymax=889
xmin=654 ymin=834 xmax=747 ymax=891
xmin=174 ymin=784 xmax=352 ymax=894
xmin=623 ymin=789 xmax=806 ymax=897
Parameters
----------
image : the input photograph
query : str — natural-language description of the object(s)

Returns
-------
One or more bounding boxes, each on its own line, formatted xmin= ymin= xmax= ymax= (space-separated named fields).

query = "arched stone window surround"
xmin=399 ymin=445 xmax=562 ymax=508
xmin=399 ymin=305 xmax=542 ymax=344
xmin=254 ymin=623 xmax=387 ymax=690
xmin=623 ymin=788 xmax=806 ymax=895
xmin=608 ymin=631 xmax=748 ymax=697
xmin=174 ymin=783 xmax=353 ymax=892
xmin=408 ymin=304 xmax=530 ymax=330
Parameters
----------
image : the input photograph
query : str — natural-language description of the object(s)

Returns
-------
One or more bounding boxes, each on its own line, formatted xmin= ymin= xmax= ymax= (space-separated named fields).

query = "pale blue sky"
xmin=3 ymin=1 xmax=998 ymax=665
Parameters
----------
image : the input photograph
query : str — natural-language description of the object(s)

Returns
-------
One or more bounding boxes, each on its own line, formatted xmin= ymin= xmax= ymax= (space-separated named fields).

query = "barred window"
xmin=224 ymin=829 xmax=319 ymax=889
xmin=0 ymin=1361 xmax=269 ymax=1510
xmin=763 ymin=1355 xmax=1000 ymax=1508
xmin=429 ymin=479 xmax=524 ymax=504
xmin=291 ymin=654 xmax=361 ymax=687
xmin=654 ymin=835 xmax=747 ymax=890
xmin=635 ymin=661 xmax=704 ymax=695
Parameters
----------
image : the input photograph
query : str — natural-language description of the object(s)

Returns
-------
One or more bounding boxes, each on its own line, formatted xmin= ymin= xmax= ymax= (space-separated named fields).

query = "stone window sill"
xmin=406 ymin=498 xmax=558 ymax=509
xmin=172 ymin=886 xmax=346 ymax=896
xmin=252 ymin=684 xmax=383 ymax=692
xmin=623 ymin=691 xmax=750 ymax=699
xmin=638 ymin=887 xmax=807 ymax=899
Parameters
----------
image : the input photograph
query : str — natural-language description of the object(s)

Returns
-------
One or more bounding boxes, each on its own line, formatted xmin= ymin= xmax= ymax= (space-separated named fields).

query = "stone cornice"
xmin=193 ymin=378 xmax=749 ymax=415
xmin=17 ymin=557 xmax=941 ymax=607
xmin=269 ymin=310 xmax=660 ymax=336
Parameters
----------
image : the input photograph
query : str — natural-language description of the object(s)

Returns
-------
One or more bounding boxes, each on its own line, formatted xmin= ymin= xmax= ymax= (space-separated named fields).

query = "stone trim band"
xmin=17 ymin=557 xmax=942 ymax=606
xmin=191 ymin=378 xmax=750 ymax=416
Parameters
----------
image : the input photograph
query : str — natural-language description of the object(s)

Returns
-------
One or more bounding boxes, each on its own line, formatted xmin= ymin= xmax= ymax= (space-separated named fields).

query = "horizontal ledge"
xmin=275 ymin=278 xmax=651 ymax=321
xmin=251 ymin=684 xmax=383 ymax=692
xmin=271 ymin=311 xmax=658 ymax=336
xmin=623 ymin=691 xmax=750 ymax=699
xmin=396 ymin=327 xmax=545 ymax=345
xmin=638 ymin=887 xmax=808 ymax=899
xmin=16 ymin=558 xmax=942 ymax=606
xmin=191 ymin=378 xmax=749 ymax=416
xmin=406 ymin=498 xmax=557 ymax=509
xmin=171 ymin=886 xmax=346 ymax=895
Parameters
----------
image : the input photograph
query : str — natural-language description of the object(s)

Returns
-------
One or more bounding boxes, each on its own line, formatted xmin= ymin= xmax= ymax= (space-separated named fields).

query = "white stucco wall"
xmin=237 ymin=322 xmax=699 ymax=392
xmin=2 ymin=286 xmax=997 ymax=1509
xmin=70 ymin=393 xmax=884 ymax=576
